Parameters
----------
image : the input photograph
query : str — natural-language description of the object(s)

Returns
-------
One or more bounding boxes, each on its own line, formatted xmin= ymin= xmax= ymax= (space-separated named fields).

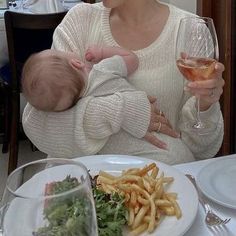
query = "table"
xmin=174 ymin=155 xmax=236 ymax=236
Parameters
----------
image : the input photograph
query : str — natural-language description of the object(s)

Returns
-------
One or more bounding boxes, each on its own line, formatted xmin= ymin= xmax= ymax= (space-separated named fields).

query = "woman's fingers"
xmin=186 ymin=86 xmax=223 ymax=98
xmin=186 ymin=62 xmax=224 ymax=89
xmin=210 ymin=62 xmax=225 ymax=79
xmin=144 ymin=133 xmax=167 ymax=150
xmin=184 ymin=62 xmax=225 ymax=110
xmin=149 ymin=115 xmax=172 ymax=131
xmin=148 ymin=114 xmax=179 ymax=138
xmin=158 ymin=123 xmax=180 ymax=138
xmin=147 ymin=95 xmax=157 ymax=104
xmin=187 ymin=77 xmax=225 ymax=91
xmin=148 ymin=96 xmax=179 ymax=138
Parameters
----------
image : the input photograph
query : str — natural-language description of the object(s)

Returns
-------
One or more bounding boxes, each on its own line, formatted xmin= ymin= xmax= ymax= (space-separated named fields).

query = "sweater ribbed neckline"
xmin=101 ymin=3 xmax=175 ymax=57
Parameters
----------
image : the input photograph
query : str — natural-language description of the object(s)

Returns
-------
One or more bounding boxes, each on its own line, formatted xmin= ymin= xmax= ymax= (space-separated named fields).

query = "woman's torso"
xmin=62 ymin=2 xmax=196 ymax=164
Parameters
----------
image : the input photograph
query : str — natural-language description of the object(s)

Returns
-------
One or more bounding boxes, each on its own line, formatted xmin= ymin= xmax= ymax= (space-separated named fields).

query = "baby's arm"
xmin=85 ymin=45 xmax=138 ymax=76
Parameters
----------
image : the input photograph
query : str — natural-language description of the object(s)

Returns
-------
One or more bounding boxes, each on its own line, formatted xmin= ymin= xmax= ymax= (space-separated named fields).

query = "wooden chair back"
xmin=4 ymin=11 xmax=66 ymax=174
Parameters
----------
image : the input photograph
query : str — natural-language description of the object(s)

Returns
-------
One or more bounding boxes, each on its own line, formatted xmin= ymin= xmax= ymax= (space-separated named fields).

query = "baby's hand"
xmin=85 ymin=46 xmax=102 ymax=63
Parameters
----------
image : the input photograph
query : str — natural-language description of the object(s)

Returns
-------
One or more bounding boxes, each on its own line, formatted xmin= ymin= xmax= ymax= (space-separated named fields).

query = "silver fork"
xmin=186 ymin=174 xmax=231 ymax=227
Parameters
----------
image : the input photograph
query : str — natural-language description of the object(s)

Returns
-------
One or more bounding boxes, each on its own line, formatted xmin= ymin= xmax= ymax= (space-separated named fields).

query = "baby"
xmin=22 ymin=46 xmax=139 ymax=112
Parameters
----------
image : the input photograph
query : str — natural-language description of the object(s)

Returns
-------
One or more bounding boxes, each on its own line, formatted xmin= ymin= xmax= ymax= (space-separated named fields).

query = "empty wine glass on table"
xmin=62 ymin=0 xmax=81 ymax=10
xmin=0 ymin=158 xmax=98 ymax=236
xmin=8 ymin=0 xmax=22 ymax=10
xmin=175 ymin=16 xmax=219 ymax=135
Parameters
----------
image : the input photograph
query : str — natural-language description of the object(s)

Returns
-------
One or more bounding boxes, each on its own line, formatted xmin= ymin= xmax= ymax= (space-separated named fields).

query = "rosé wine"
xmin=176 ymin=57 xmax=216 ymax=81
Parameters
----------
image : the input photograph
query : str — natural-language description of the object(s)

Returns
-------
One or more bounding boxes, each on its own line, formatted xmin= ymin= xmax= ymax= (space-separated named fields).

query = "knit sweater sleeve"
xmin=179 ymin=95 xmax=224 ymax=160
xmin=51 ymin=4 xmax=90 ymax=57
xmin=22 ymin=91 xmax=150 ymax=157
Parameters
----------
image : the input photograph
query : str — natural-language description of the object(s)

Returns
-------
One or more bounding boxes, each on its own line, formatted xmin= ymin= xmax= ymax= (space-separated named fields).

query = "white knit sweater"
xmin=22 ymin=2 xmax=224 ymax=165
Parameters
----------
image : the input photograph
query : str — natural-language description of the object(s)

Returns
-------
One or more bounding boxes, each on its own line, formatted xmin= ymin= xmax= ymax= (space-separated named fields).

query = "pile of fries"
xmin=96 ymin=163 xmax=182 ymax=236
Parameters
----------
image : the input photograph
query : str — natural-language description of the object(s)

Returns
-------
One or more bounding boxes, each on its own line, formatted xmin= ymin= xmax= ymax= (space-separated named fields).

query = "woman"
xmin=22 ymin=0 xmax=225 ymax=164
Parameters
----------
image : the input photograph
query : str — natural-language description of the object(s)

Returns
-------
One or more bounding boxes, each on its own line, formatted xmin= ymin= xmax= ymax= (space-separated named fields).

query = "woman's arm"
xmin=22 ymin=7 xmax=152 ymax=156
xmin=22 ymin=90 xmax=151 ymax=157
xmin=22 ymin=5 xmax=177 ymax=157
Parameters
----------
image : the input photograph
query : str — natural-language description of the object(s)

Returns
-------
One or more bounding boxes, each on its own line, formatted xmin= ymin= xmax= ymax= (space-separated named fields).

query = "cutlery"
xmin=186 ymin=174 xmax=231 ymax=227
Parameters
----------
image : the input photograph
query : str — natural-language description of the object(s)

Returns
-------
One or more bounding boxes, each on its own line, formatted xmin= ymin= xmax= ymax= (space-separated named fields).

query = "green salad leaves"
xmin=94 ymin=188 xmax=128 ymax=236
xmin=33 ymin=175 xmax=128 ymax=236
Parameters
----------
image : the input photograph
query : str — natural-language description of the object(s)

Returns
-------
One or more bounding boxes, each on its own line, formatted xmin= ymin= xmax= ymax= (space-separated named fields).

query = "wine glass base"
xmin=185 ymin=120 xmax=216 ymax=135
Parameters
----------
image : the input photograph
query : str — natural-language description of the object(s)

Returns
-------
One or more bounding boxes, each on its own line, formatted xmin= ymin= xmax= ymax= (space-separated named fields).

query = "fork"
xmin=185 ymin=174 xmax=231 ymax=227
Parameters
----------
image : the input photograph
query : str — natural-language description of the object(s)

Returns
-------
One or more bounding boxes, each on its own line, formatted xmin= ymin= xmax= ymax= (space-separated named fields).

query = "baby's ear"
xmin=70 ymin=59 xmax=84 ymax=70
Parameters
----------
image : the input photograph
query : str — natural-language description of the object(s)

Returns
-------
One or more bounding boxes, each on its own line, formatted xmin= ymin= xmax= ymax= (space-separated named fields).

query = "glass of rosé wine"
xmin=176 ymin=16 xmax=219 ymax=134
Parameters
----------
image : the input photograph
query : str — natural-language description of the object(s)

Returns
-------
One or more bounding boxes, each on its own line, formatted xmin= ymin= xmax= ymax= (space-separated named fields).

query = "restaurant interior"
xmin=0 ymin=1 xmax=235 ymax=236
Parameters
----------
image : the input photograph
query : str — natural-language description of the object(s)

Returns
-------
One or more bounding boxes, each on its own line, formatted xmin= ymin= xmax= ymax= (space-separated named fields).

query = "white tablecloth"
xmin=174 ymin=155 xmax=236 ymax=236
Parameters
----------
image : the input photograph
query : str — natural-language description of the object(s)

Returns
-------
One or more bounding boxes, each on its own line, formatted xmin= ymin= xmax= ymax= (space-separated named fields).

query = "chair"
xmin=4 ymin=11 xmax=67 ymax=174
xmin=0 ymin=64 xmax=11 ymax=154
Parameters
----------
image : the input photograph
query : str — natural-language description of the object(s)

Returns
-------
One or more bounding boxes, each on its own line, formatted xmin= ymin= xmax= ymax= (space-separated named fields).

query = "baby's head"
xmin=22 ymin=49 xmax=88 ymax=111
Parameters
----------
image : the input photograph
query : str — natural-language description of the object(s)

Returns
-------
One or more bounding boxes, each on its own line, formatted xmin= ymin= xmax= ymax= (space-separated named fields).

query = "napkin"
xmin=23 ymin=0 xmax=65 ymax=13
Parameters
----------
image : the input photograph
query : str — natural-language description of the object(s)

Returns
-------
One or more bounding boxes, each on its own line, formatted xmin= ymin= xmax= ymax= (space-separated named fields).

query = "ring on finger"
xmin=159 ymin=110 xmax=163 ymax=116
xmin=157 ymin=122 xmax=162 ymax=133
xmin=210 ymin=88 xmax=216 ymax=98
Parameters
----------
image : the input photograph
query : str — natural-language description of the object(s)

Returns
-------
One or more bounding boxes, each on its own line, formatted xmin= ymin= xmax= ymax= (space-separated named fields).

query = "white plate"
xmin=196 ymin=157 xmax=236 ymax=209
xmin=77 ymin=155 xmax=198 ymax=236
xmin=3 ymin=155 xmax=198 ymax=236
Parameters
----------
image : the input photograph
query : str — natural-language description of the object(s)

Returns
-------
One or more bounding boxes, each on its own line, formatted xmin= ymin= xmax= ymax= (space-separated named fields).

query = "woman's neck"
xmin=108 ymin=0 xmax=169 ymax=50
xmin=112 ymin=0 xmax=161 ymax=26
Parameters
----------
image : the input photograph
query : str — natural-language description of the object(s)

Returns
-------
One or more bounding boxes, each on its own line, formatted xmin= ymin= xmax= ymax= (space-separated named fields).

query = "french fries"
xmin=96 ymin=163 xmax=182 ymax=235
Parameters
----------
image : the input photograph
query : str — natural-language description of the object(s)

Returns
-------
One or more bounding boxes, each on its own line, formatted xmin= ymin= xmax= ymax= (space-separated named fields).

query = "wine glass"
xmin=62 ymin=0 xmax=81 ymax=10
xmin=0 ymin=158 xmax=98 ymax=236
xmin=175 ymin=16 xmax=219 ymax=134
xmin=8 ymin=1 xmax=24 ymax=11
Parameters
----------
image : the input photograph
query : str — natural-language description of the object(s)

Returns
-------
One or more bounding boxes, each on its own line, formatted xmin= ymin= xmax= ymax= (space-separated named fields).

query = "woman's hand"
xmin=185 ymin=62 xmax=225 ymax=111
xmin=144 ymin=96 xmax=180 ymax=150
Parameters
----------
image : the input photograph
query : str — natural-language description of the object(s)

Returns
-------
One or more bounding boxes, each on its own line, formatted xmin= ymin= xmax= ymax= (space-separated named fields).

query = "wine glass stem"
xmin=194 ymin=97 xmax=204 ymax=129
xmin=0 ymin=205 xmax=6 ymax=234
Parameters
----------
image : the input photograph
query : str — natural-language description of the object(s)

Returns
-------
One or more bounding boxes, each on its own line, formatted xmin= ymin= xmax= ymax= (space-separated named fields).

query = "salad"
xmin=33 ymin=163 xmax=181 ymax=236
xmin=33 ymin=175 xmax=128 ymax=236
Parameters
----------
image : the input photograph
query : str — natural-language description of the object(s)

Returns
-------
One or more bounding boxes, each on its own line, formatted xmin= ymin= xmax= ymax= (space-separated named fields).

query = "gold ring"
xmin=210 ymin=88 xmax=215 ymax=98
xmin=157 ymin=122 xmax=162 ymax=133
